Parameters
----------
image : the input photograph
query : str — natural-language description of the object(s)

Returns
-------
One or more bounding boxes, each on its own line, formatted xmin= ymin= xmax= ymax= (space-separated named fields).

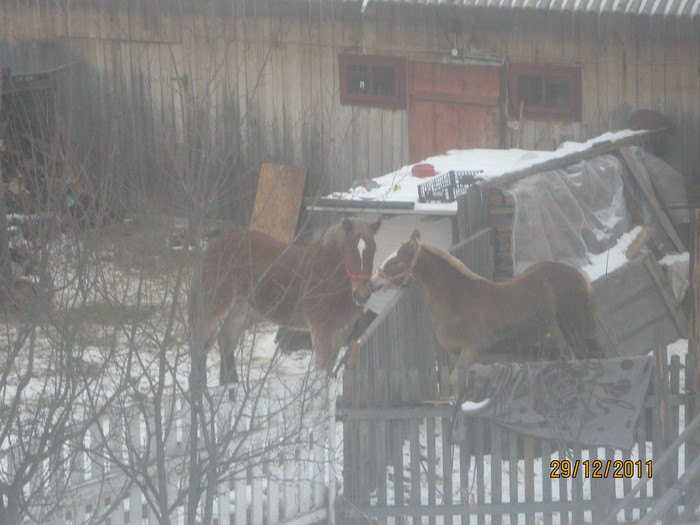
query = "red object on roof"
xmin=412 ymin=163 xmax=436 ymax=178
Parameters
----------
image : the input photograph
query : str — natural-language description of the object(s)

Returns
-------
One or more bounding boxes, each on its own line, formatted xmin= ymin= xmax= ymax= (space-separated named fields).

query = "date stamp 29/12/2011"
xmin=550 ymin=460 xmax=652 ymax=479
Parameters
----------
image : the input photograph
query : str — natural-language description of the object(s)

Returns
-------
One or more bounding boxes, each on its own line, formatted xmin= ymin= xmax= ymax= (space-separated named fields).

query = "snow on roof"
xmin=324 ymin=129 xmax=646 ymax=214
xmin=349 ymin=0 xmax=700 ymax=19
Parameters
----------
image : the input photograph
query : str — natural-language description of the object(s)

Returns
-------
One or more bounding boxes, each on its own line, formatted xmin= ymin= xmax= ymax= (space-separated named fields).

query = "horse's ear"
xmin=369 ymin=218 xmax=382 ymax=234
xmin=342 ymin=218 xmax=353 ymax=233
xmin=411 ymin=229 xmax=421 ymax=241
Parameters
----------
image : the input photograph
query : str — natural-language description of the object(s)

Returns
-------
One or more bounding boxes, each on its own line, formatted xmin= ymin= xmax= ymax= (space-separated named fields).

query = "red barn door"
xmin=408 ymin=61 xmax=502 ymax=163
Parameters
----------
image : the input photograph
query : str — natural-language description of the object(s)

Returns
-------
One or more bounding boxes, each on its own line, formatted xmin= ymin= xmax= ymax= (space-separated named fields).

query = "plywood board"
xmin=250 ymin=163 xmax=307 ymax=244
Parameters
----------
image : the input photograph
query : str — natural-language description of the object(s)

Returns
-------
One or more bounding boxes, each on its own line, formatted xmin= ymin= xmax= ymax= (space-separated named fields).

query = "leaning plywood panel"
xmin=593 ymin=253 xmax=687 ymax=358
xmin=250 ymin=163 xmax=307 ymax=244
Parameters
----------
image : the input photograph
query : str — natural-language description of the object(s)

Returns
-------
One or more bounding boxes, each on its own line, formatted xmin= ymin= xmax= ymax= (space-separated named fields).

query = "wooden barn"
xmin=0 ymin=0 xmax=699 ymax=221
xmin=3 ymin=1 xmax=700 ymax=523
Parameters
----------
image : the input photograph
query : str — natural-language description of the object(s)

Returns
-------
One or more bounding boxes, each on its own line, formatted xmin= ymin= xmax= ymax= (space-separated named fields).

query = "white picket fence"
xmin=22 ymin=374 xmax=337 ymax=525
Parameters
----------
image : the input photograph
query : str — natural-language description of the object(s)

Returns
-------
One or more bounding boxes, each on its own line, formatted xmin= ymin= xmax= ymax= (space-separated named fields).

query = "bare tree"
xmin=0 ymin=6 xmax=342 ymax=525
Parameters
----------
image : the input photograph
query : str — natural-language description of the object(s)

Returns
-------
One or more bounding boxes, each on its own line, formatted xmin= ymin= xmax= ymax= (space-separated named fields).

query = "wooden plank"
xmin=642 ymin=254 xmax=689 ymax=336
xmin=410 ymin=419 xmax=421 ymax=524
xmin=541 ymin=440 xmax=553 ymax=525
xmin=391 ymin=420 xmax=405 ymax=525
xmin=524 ymin=436 xmax=534 ymax=525
xmin=619 ymin=146 xmax=686 ymax=252
xmin=690 ymin=208 xmax=700 ymax=476
xmin=460 ymin=421 xmax=471 ymax=524
xmin=571 ymin=445 xmax=584 ymax=525
xmin=476 ymin=420 xmax=486 ymax=525
xmin=252 ymin=463 xmax=264 ymax=523
xmin=250 ymin=163 xmax=307 ymax=243
xmin=427 ymin=417 xmax=437 ymax=525
xmin=601 ymin=411 xmax=700 ymax=525
xmin=346 ymin=497 xmax=660 ymax=519
xmin=267 ymin=459 xmax=280 ymax=525
xmin=441 ymin=413 xmax=454 ymax=524
xmin=375 ymin=419 xmax=388 ymax=525
xmin=636 ymin=455 xmax=700 ymax=525
xmin=509 ymin=433 xmax=518 ymax=525
xmin=358 ymin=420 xmax=371 ymax=511
xmin=557 ymin=448 xmax=570 ymax=525
xmin=234 ymin=468 xmax=247 ymax=525
xmin=491 ymin=426 xmax=503 ymax=525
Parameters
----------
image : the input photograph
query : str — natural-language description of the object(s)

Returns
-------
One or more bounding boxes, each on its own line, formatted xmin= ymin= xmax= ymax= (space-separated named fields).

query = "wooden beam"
xmin=619 ymin=146 xmax=686 ymax=252
xmin=479 ymin=128 xmax=670 ymax=190
xmin=642 ymin=255 xmax=689 ymax=336
xmin=689 ymin=208 xmax=700 ymax=483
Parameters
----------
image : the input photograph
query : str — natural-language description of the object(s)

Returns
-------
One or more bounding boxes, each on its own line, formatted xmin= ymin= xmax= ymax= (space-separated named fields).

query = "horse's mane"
xmin=421 ymin=244 xmax=486 ymax=281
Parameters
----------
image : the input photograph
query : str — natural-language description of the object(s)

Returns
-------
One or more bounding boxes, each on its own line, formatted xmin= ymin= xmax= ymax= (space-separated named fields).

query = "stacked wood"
xmin=489 ymin=188 xmax=515 ymax=280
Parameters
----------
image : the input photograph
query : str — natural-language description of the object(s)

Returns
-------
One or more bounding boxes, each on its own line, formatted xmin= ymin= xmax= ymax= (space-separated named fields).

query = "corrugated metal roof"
xmin=353 ymin=0 xmax=700 ymax=18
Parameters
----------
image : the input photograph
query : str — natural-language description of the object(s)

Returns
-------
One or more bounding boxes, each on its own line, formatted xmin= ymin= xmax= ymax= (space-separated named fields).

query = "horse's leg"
xmin=450 ymin=347 xmax=479 ymax=398
xmin=309 ymin=322 xmax=350 ymax=375
xmin=217 ymin=298 xmax=250 ymax=384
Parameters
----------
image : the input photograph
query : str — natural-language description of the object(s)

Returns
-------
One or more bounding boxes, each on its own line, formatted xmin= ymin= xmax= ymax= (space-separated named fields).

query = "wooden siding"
xmin=1 ymin=1 xmax=699 ymax=209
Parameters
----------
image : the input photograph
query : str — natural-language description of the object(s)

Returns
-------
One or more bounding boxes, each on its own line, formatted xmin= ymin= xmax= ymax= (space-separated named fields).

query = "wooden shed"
xmin=0 ymin=0 xmax=699 ymax=220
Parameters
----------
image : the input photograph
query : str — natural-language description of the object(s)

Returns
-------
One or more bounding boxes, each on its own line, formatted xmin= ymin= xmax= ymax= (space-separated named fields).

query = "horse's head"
xmin=340 ymin=217 xmax=381 ymax=305
xmin=370 ymin=229 xmax=421 ymax=293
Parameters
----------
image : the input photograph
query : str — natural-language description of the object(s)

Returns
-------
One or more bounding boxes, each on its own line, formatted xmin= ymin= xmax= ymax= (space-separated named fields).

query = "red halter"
xmin=378 ymin=245 xmax=422 ymax=287
xmin=345 ymin=249 xmax=372 ymax=281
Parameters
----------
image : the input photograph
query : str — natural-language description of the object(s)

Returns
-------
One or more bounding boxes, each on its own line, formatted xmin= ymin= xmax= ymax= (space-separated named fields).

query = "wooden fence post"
xmin=690 ymin=207 xmax=700 ymax=502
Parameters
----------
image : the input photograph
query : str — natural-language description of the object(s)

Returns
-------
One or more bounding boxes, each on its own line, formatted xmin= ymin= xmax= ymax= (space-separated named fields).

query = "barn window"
xmin=509 ymin=65 xmax=581 ymax=121
xmin=339 ymin=53 xmax=406 ymax=109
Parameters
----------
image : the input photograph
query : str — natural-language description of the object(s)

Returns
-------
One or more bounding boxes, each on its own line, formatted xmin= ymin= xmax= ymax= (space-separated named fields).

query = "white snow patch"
xmin=581 ymin=226 xmax=642 ymax=281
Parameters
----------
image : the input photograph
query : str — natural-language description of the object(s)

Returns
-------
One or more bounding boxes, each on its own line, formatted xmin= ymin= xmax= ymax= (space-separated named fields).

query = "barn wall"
xmin=1 ymin=1 xmax=698 ymax=212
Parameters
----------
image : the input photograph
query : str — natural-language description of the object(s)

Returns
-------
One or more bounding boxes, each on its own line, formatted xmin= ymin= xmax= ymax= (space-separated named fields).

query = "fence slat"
xmin=541 ymin=440 xmax=552 ymax=525
xmin=267 ymin=459 xmax=280 ymax=525
xmin=441 ymin=413 xmax=454 ymax=525
xmin=491 ymin=425 xmax=503 ymax=525
xmin=460 ymin=423 xmax=471 ymax=524
xmin=480 ymin=420 xmax=490 ymax=525
xmin=391 ymin=420 xmax=405 ymax=525
xmin=375 ymin=419 xmax=388 ymax=525
xmin=427 ymin=417 xmax=437 ymax=525
xmin=410 ymin=419 xmax=422 ymax=524
xmin=509 ymin=433 xmax=518 ymax=525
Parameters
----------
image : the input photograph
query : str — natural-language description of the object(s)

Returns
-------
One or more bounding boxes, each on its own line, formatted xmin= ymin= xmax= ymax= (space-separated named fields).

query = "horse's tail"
xmin=556 ymin=269 xmax=604 ymax=359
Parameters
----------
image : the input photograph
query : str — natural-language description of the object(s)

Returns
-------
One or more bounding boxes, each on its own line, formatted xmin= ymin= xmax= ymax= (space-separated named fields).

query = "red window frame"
xmin=339 ymin=53 xmax=407 ymax=110
xmin=509 ymin=64 xmax=582 ymax=121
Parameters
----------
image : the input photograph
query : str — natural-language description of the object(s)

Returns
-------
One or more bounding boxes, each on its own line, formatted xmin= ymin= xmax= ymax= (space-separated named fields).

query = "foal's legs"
xmin=450 ymin=346 xmax=479 ymax=398
xmin=217 ymin=298 xmax=251 ymax=384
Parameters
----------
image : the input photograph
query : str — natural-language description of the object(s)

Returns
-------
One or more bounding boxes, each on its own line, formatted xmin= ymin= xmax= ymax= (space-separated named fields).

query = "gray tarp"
xmin=453 ymin=356 xmax=653 ymax=449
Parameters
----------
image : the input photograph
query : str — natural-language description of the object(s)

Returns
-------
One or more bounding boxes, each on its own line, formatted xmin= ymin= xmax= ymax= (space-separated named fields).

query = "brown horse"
xmin=189 ymin=217 xmax=381 ymax=383
xmin=370 ymin=229 xmax=602 ymax=390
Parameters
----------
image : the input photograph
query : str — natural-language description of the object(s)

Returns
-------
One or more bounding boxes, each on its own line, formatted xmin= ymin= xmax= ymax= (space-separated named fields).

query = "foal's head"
xmin=370 ymin=229 xmax=421 ymax=293
xmin=333 ymin=217 xmax=381 ymax=305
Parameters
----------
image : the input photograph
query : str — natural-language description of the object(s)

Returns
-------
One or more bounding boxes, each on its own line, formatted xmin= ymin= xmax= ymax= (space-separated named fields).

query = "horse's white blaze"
xmin=357 ymin=238 xmax=366 ymax=259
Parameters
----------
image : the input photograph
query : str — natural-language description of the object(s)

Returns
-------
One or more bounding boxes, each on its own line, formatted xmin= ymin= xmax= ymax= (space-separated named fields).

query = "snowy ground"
xmin=3 ymin=211 xmax=693 ymax=524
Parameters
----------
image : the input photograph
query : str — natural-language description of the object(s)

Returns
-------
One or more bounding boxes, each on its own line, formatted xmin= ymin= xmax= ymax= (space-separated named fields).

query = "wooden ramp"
xmin=593 ymin=252 xmax=688 ymax=358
